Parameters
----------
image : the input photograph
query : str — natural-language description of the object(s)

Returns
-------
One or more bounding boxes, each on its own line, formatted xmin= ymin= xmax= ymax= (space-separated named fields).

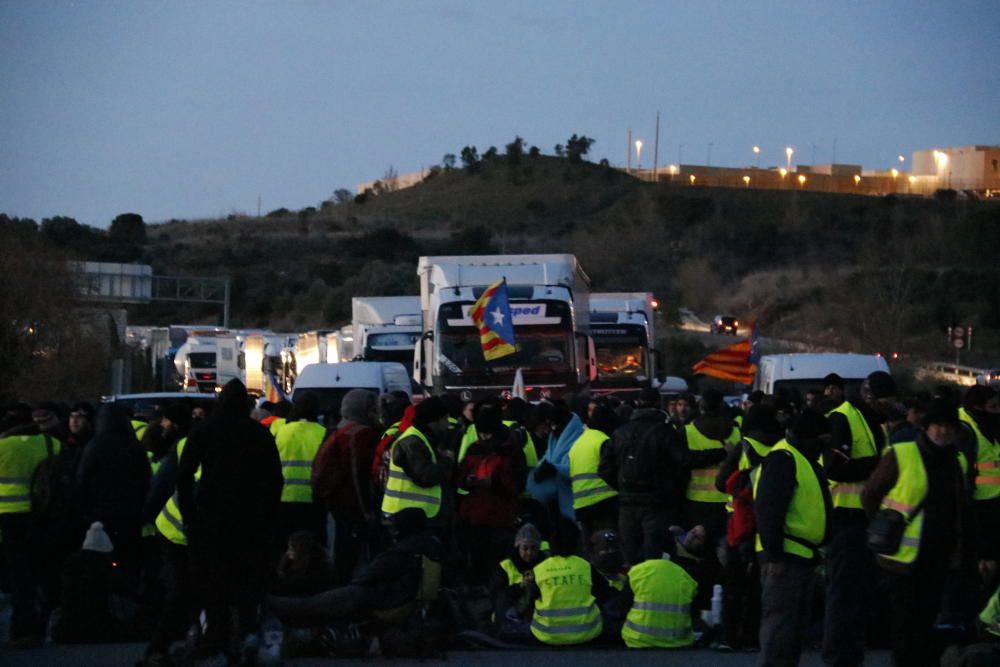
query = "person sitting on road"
xmin=490 ymin=523 xmax=548 ymax=639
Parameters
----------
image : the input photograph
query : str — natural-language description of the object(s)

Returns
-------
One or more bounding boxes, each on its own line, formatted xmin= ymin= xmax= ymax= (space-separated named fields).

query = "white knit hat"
xmin=82 ymin=521 xmax=114 ymax=553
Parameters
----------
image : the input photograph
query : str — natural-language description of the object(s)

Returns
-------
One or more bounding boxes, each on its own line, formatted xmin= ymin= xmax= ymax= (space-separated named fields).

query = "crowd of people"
xmin=1 ymin=373 xmax=999 ymax=667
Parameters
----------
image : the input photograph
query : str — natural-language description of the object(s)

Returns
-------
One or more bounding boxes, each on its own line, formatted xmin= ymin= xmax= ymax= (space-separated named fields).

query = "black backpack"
xmin=617 ymin=420 xmax=677 ymax=492
xmin=30 ymin=435 xmax=79 ymax=521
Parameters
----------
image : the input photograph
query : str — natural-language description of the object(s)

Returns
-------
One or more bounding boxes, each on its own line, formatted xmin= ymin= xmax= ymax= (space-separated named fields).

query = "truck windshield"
xmin=188 ymin=352 xmax=216 ymax=368
xmin=592 ymin=326 xmax=649 ymax=381
xmin=436 ymin=301 xmax=573 ymax=379
xmin=366 ymin=332 xmax=420 ymax=350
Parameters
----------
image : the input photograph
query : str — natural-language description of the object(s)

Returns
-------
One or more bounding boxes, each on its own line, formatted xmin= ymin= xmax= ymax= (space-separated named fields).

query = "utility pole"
xmin=653 ymin=112 xmax=660 ymax=182
xmin=707 ymin=142 xmax=713 ymax=167
xmin=257 ymin=195 xmax=261 ymax=218
xmin=627 ymin=128 xmax=632 ymax=171
xmin=832 ymin=137 xmax=838 ymax=164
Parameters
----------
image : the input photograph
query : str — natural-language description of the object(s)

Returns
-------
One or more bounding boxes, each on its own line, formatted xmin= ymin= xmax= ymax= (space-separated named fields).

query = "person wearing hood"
xmin=600 ymin=387 xmax=686 ymax=566
xmin=862 ymin=399 xmax=974 ymax=667
xmin=381 ymin=396 xmax=454 ymax=523
xmin=273 ymin=391 xmax=328 ymax=553
xmin=312 ymin=388 xmax=380 ymax=584
xmin=526 ymin=401 xmax=584 ymax=527
xmin=754 ymin=410 xmax=832 ymax=667
xmin=958 ymin=385 xmax=1000 ymax=595
xmin=77 ymin=403 xmax=151 ymax=579
xmin=176 ymin=379 xmax=283 ymax=663
xmin=682 ymin=389 xmax=741 ymax=545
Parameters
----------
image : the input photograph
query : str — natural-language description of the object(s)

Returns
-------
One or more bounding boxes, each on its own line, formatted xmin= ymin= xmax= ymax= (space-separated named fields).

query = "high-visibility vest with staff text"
xmin=959 ymin=407 xmax=1000 ymax=501
xmin=275 ymin=420 xmax=326 ymax=503
xmin=530 ymin=555 xmax=602 ymax=645
xmin=381 ymin=426 xmax=442 ymax=518
xmin=825 ymin=401 xmax=878 ymax=509
xmin=155 ymin=437 xmax=200 ymax=546
xmin=753 ymin=439 xmax=826 ymax=560
xmin=0 ymin=434 xmax=57 ymax=515
xmin=568 ymin=428 xmax=617 ymax=511
xmin=877 ymin=440 xmax=967 ymax=568
xmin=685 ymin=423 xmax=738 ymax=503
xmin=621 ymin=558 xmax=697 ymax=648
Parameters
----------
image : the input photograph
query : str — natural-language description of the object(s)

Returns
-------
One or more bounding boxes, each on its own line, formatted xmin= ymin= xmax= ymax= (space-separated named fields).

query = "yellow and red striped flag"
xmin=692 ymin=337 xmax=758 ymax=384
xmin=470 ymin=279 xmax=517 ymax=361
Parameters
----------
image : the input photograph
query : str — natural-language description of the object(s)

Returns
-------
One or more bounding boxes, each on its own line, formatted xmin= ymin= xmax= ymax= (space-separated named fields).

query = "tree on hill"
xmin=505 ymin=136 xmax=525 ymax=165
xmin=554 ymin=144 xmax=564 ymax=157
xmin=109 ymin=213 xmax=146 ymax=245
xmin=565 ymin=134 xmax=595 ymax=162
xmin=442 ymin=154 xmax=457 ymax=170
xmin=461 ymin=146 xmax=481 ymax=173
xmin=40 ymin=216 xmax=94 ymax=248
xmin=482 ymin=146 xmax=498 ymax=161
xmin=333 ymin=188 xmax=353 ymax=204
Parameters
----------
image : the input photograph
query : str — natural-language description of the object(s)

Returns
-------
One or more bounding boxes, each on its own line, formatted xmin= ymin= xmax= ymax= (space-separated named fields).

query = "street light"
xmin=668 ymin=164 xmax=678 ymax=175
xmin=689 ymin=174 xmax=696 ymax=185
xmin=853 ymin=174 xmax=861 ymax=187
xmin=635 ymin=140 xmax=643 ymax=169
xmin=898 ymin=155 xmax=905 ymax=164
xmin=890 ymin=168 xmax=899 ymax=178
xmin=753 ymin=145 xmax=761 ymax=168
xmin=743 ymin=175 xmax=751 ymax=187
xmin=779 ymin=167 xmax=788 ymax=178
xmin=797 ymin=174 xmax=807 ymax=187
xmin=785 ymin=146 xmax=794 ymax=171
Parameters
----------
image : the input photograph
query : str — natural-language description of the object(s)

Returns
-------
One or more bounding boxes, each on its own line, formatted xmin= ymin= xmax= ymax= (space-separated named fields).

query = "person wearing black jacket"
xmin=599 ymin=388 xmax=686 ymax=564
xmin=754 ymin=410 xmax=833 ymax=667
xmin=77 ymin=403 xmax=151 ymax=580
xmin=176 ymin=379 xmax=284 ymax=662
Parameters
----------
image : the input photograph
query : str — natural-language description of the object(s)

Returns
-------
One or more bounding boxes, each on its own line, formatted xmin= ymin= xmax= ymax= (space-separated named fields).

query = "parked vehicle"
xmin=290 ymin=361 xmax=412 ymax=423
xmin=101 ymin=392 xmax=216 ymax=419
xmin=752 ymin=353 xmax=891 ymax=397
xmin=589 ymin=292 xmax=657 ymax=398
xmin=413 ymin=254 xmax=595 ymax=400
xmin=352 ymin=296 xmax=421 ymax=373
xmin=976 ymin=368 xmax=1000 ymax=387
xmin=173 ymin=333 xmax=241 ymax=393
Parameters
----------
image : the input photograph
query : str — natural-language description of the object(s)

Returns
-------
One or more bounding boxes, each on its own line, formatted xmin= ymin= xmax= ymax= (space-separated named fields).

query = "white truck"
xmin=242 ymin=332 xmax=296 ymax=397
xmin=351 ymin=296 xmax=422 ymax=373
xmin=589 ymin=292 xmax=657 ymax=398
xmin=414 ymin=254 xmax=595 ymax=400
xmin=753 ymin=352 xmax=891 ymax=397
xmin=173 ymin=333 xmax=242 ymax=393
xmin=291 ymin=361 xmax=412 ymax=423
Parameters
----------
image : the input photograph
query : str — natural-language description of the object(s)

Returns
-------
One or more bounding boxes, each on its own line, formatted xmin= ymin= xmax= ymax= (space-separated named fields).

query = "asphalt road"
xmin=0 ymin=644 xmax=894 ymax=666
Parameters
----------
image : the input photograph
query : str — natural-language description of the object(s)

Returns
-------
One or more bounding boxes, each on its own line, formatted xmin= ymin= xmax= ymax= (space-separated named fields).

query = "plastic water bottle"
xmin=711 ymin=584 xmax=723 ymax=627
xmin=259 ymin=615 xmax=284 ymax=666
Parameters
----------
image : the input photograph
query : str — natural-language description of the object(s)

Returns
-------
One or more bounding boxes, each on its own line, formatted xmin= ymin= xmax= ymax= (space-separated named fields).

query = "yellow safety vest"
xmin=877 ymin=441 xmax=967 ymax=569
xmin=275 ymin=420 xmax=326 ymax=503
xmin=621 ymin=558 xmax=697 ymax=649
xmin=132 ymin=419 xmax=148 ymax=441
xmin=530 ymin=555 xmax=602 ymax=645
xmin=155 ymin=437 xmax=200 ymax=546
xmin=724 ymin=436 xmax=774 ymax=513
xmin=381 ymin=421 xmax=402 ymax=441
xmin=0 ymin=434 xmax=57 ymax=515
xmin=825 ymin=401 xmax=878 ymax=509
xmin=381 ymin=426 xmax=442 ymax=518
xmin=142 ymin=451 xmax=163 ymax=538
xmin=268 ymin=417 xmax=287 ymax=437
xmin=753 ymin=439 xmax=826 ymax=560
xmin=685 ymin=423 xmax=739 ymax=503
xmin=568 ymin=428 xmax=617 ymax=511
xmin=500 ymin=558 xmax=523 ymax=586
xmin=959 ymin=407 xmax=1000 ymax=501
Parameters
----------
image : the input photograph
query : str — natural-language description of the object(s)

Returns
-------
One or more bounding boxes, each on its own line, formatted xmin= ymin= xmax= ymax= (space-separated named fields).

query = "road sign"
xmin=949 ymin=325 xmax=972 ymax=350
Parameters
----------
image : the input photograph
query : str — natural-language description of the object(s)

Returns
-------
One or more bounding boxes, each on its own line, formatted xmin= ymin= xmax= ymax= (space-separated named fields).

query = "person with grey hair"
xmin=312 ymin=389 xmax=379 ymax=584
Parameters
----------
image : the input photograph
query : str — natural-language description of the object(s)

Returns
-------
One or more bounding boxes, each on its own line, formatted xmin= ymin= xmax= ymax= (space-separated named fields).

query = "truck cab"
xmin=589 ymin=292 xmax=657 ymax=398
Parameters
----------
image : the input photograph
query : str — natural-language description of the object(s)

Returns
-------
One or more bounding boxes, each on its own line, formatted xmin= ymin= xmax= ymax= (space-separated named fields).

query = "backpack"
xmin=617 ymin=420 xmax=674 ymax=491
xmin=30 ymin=435 xmax=79 ymax=522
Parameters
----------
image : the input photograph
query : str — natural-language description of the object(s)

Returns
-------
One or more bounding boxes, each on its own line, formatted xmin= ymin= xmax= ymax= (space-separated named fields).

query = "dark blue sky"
xmin=2 ymin=1 xmax=997 ymax=227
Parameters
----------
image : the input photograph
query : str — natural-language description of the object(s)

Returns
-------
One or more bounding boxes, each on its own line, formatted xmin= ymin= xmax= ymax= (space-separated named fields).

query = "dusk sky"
xmin=2 ymin=1 xmax=997 ymax=227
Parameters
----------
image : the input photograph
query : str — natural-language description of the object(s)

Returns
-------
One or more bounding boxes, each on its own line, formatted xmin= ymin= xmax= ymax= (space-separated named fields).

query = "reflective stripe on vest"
xmin=530 ymin=555 xmax=602 ymax=645
xmin=568 ymin=428 xmax=616 ymax=511
xmin=753 ymin=440 xmax=826 ymax=560
xmin=621 ymin=558 xmax=696 ymax=649
xmin=381 ymin=426 xmax=442 ymax=518
xmin=959 ymin=408 xmax=1000 ymax=501
xmin=0 ymin=434 xmax=57 ymax=515
xmin=275 ymin=421 xmax=326 ymax=503
xmin=155 ymin=438 xmax=200 ymax=546
xmin=826 ymin=401 xmax=878 ymax=509
xmin=685 ymin=423 xmax=737 ymax=503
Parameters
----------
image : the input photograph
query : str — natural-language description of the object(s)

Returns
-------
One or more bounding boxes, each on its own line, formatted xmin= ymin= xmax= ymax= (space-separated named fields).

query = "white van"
xmin=753 ymin=353 xmax=890 ymax=397
xmin=291 ymin=361 xmax=413 ymax=422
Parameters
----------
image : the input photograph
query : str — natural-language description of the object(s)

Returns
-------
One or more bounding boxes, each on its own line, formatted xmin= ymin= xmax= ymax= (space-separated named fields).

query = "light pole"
xmin=785 ymin=146 xmax=794 ymax=171
xmin=753 ymin=145 xmax=761 ymax=168
xmin=891 ymin=168 xmax=899 ymax=193
xmin=743 ymin=175 xmax=751 ymax=188
xmin=779 ymin=167 xmax=788 ymax=189
xmin=635 ymin=140 xmax=643 ymax=171
xmin=797 ymin=174 xmax=807 ymax=188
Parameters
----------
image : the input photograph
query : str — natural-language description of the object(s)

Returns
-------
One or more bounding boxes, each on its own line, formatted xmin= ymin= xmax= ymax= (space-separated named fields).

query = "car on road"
xmin=710 ymin=315 xmax=739 ymax=335
xmin=976 ymin=369 xmax=1000 ymax=387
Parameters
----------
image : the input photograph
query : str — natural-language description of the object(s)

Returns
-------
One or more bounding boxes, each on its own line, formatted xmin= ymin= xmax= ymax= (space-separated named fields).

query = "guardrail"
xmin=925 ymin=362 xmax=986 ymax=379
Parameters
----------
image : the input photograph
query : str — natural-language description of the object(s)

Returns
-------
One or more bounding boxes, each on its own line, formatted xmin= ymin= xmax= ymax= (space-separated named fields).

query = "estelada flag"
xmin=471 ymin=279 xmax=517 ymax=361
xmin=693 ymin=334 xmax=758 ymax=384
